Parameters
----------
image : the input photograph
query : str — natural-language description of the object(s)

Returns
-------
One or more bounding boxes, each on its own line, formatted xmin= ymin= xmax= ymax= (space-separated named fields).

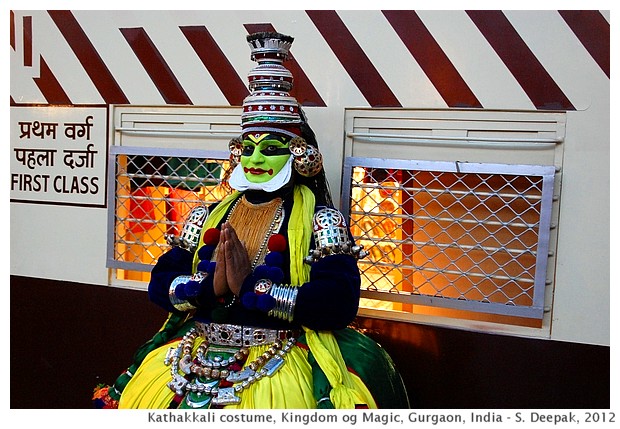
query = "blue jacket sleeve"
xmin=293 ymin=254 xmax=361 ymax=330
xmin=147 ymin=246 xmax=194 ymax=313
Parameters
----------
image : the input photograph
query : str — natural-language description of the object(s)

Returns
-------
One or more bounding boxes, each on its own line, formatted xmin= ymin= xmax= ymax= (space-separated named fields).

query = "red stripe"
xmin=180 ymin=26 xmax=249 ymax=106
xmin=23 ymin=16 xmax=32 ymax=67
xmin=306 ymin=10 xmax=401 ymax=107
xmin=121 ymin=27 xmax=192 ymax=105
xmin=244 ymin=23 xmax=326 ymax=107
xmin=33 ymin=56 xmax=72 ymax=104
xmin=243 ymin=23 xmax=274 ymax=33
xmin=383 ymin=10 xmax=482 ymax=108
xmin=467 ymin=10 xmax=574 ymax=110
xmin=48 ymin=10 xmax=128 ymax=104
xmin=10 ymin=11 xmax=15 ymax=50
xmin=559 ymin=10 xmax=610 ymax=78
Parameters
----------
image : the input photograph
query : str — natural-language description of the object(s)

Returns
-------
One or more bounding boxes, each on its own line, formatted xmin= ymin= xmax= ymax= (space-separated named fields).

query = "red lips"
xmin=244 ymin=167 xmax=274 ymax=175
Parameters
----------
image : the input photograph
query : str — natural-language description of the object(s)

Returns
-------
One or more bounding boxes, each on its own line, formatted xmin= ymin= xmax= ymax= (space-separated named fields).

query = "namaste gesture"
xmin=213 ymin=221 xmax=252 ymax=297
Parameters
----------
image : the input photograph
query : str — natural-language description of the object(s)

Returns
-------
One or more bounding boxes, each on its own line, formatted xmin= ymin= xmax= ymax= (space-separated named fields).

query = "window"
xmin=342 ymin=108 xmax=564 ymax=330
xmin=342 ymin=158 xmax=555 ymax=326
xmin=106 ymin=106 xmax=240 ymax=284
xmin=107 ymin=147 xmax=231 ymax=280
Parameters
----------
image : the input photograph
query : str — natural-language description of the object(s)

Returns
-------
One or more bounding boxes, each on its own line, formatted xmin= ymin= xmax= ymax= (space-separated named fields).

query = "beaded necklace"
xmin=165 ymin=327 xmax=296 ymax=407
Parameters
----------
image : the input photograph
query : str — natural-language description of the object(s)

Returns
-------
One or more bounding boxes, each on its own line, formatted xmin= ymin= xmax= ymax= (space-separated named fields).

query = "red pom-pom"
xmin=267 ymin=234 xmax=287 ymax=252
xmin=203 ymin=228 xmax=220 ymax=246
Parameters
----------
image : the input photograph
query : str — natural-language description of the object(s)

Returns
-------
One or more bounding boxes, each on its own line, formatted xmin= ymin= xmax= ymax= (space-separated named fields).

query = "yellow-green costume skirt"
xmin=118 ymin=332 xmax=378 ymax=409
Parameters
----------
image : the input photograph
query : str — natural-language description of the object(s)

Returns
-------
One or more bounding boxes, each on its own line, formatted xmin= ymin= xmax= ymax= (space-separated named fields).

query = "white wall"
xmin=550 ymin=95 xmax=610 ymax=346
xmin=10 ymin=203 xmax=110 ymax=286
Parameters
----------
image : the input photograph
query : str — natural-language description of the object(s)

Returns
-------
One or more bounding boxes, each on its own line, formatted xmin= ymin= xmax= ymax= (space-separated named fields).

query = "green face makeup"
xmin=241 ymin=134 xmax=291 ymax=183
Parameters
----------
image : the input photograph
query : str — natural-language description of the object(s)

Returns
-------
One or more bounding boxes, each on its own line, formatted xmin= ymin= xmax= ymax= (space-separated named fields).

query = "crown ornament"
xmin=229 ymin=31 xmax=323 ymax=179
xmin=241 ymin=32 xmax=301 ymax=138
xmin=247 ymin=32 xmax=294 ymax=62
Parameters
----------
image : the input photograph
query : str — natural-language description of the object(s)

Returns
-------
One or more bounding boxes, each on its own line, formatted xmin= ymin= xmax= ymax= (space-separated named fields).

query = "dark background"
xmin=10 ymin=275 xmax=610 ymax=409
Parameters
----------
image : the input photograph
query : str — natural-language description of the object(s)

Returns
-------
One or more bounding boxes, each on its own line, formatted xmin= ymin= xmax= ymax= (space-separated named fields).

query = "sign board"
xmin=10 ymin=106 xmax=108 ymax=206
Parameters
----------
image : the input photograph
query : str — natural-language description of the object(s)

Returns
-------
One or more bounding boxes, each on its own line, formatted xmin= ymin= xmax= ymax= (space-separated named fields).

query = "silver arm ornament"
xmin=264 ymin=208 xmax=367 ymax=322
xmin=267 ymin=284 xmax=298 ymax=323
xmin=304 ymin=207 xmax=368 ymax=264
xmin=165 ymin=204 xmax=209 ymax=252
xmin=169 ymin=273 xmax=205 ymax=312
xmin=166 ymin=203 xmax=210 ymax=311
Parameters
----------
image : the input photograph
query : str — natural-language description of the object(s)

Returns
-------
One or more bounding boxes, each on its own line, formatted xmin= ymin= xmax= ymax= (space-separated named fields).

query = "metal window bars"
xmin=106 ymin=146 xmax=231 ymax=272
xmin=340 ymin=157 xmax=556 ymax=319
xmin=107 ymin=149 xmax=556 ymax=320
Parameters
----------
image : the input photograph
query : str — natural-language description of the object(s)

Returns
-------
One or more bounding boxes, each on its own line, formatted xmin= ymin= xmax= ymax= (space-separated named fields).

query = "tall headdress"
xmin=229 ymin=32 xmax=323 ymax=179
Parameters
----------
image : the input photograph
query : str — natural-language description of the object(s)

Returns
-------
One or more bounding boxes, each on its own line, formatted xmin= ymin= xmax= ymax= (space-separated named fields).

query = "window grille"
xmin=106 ymin=146 xmax=231 ymax=272
xmin=341 ymin=157 xmax=556 ymax=320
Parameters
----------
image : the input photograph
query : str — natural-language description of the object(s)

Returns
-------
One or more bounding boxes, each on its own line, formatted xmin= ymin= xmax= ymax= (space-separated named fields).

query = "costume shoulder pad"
xmin=304 ymin=206 xmax=368 ymax=264
xmin=165 ymin=204 xmax=209 ymax=252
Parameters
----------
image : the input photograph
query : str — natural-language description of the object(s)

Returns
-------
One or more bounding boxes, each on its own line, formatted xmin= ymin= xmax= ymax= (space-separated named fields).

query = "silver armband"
xmin=267 ymin=284 xmax=299 ymax=323
xmin=165 ymin=204 xmax=209 ymax=252
xmin=304 ymin=207 xmax=368 ymax=264
xmin=169 ymin=272 xmax=206 ymax=312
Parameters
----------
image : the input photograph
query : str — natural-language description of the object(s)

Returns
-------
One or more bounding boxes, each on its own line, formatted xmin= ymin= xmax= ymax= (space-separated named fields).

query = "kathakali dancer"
xmin=94 ymin=31 xmax=409 ymax=409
